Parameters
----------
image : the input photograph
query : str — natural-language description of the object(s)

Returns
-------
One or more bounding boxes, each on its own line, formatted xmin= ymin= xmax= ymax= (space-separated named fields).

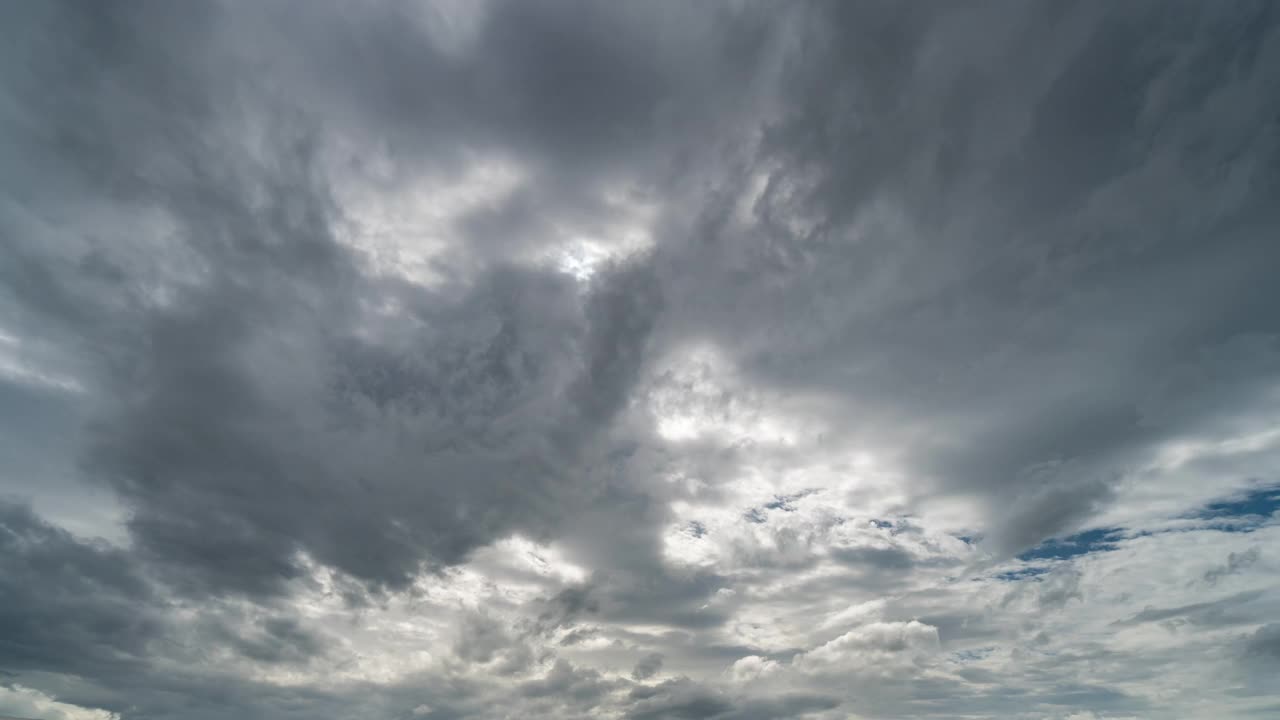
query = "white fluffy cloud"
xmin=0 ymin=686 xmax=118 ymax=720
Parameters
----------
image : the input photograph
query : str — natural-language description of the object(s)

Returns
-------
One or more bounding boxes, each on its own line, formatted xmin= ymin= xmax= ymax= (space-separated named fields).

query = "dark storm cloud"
xmin=1 ymin=0 xmax=701 ymax=602
xmin=0 ymin=499 xmax=346 ymax=720
xmin=650 ymin=0 xmax=1280 ymax=554
xmin=201 ymin=616 xmax=330 ymax=666
xmin=0 ymin=501 xmax=158 ymax=677
xmin=2 ymin=1 xmax=1280 ymax=718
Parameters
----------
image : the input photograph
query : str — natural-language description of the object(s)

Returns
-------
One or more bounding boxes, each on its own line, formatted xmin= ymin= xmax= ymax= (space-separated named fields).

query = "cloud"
xmin=791 ymin=621 xmax=941 ymax=678
xmin=0 ymin=501 xmax=160 ymax=678
xmin=2 ymin=1 xmax=1279 ymax=718
xmin=631 ymin=652 xmax=664 ymax=681
xmin=1112 ymin=590 xmax=1267 ymax=628
xmin=1204 ymin=547 xmax=1262 ymax=585
xmin=0 ymin=685 xmax=117 ymax=720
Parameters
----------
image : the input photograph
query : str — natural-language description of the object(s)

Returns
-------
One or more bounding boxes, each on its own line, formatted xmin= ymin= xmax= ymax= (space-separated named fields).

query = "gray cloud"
xmin=1244 ymin=623 xmax=1280 ymax=665
xmin=630 ymin=652 xmax=663 ymax=681
xmin=1204 ymin=547 xmax=1262 ymax=586
xmin=2 ymin=1 xmax=1280 ymax=718
xmin=1113 ymin=590 xmax=1267 ymax=628
xmin=0 ymin=501 xmax=159 ymax=678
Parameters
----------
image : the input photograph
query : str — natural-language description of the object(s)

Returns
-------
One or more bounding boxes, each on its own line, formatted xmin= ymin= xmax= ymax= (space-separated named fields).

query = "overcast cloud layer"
xmin=2 ymin=2 xmax=1280 ymax=719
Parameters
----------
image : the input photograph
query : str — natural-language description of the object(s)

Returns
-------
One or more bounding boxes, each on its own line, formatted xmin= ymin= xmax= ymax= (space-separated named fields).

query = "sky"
xmin=1 ymin=1 xmax=1279 ymax=719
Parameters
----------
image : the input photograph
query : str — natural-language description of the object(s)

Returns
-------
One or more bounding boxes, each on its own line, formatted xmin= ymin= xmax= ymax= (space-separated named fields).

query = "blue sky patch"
xmin=1017 ymin=527 xmax=1124 ymax=562
xmin=1189 ymin=485 xmax=1280 ymax=531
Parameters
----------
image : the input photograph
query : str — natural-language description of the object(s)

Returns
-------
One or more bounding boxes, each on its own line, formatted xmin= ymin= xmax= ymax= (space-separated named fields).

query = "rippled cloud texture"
xmin=2 ymin=2 xmax=1280 ymax=719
